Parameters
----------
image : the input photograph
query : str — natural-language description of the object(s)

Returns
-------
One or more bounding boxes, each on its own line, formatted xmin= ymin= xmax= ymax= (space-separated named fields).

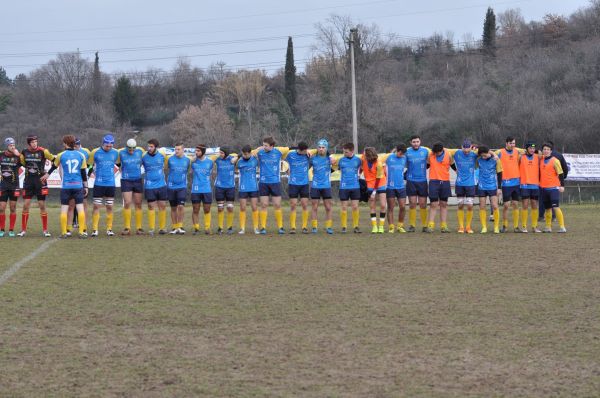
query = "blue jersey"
xmin=310 ymin=155 xmax=331 ymax=189
xmin=141 ymin=151 xmax=167 ymax=190
xmin=191 ymin=157 xmax=213 ymax=194
xmin=91 ymin=147 xmax=119 ymax=187
xmin=454 ymin=150 xmax=477 ymax=187
xmin=238 ymin=157 xmax=258 ymax=192
xmin=338 ymin=155 xmax=361 ymax=190
xmin=119 ymin=148 xmax=144 ymax=181
xmin=477 ymin=157 xmax=500 ymax=191
xmin=55 ymin=149 xmax=87 ymax=189
xmin=286 ymin=151 xmax=310 ymax=186
xmin=167 ymin=155 xmax=190 ymax=190
xmin=386 ymin=154 xmax=407 ymax=189
xmin=76 ymin=147 xmax=91 ymax=163
xmin=257 ymin=148 xmax=283 ymax=184
xmin=215 ymin=156 xmax=235 ymax=189
xmin=405 ymin=147 xmax=430 ymax=182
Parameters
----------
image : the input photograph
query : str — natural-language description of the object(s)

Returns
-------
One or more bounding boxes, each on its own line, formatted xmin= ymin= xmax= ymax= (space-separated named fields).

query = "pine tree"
xmin=92 ymin=52 xmax=102 ymax=103
xmin=112 ymin=76 xmax=138 ymax=125
xmin=482 ymin=7 xmax=497 ymax=56
xmin=0 ymin=67 xmax=10 ymax=86
xmin=284 ymin=36 xmax=297 ymax=112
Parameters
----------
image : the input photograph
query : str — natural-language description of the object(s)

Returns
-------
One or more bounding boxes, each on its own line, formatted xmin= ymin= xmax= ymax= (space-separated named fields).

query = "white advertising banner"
xmin=563 ymin=154 xmax=600 ymax=181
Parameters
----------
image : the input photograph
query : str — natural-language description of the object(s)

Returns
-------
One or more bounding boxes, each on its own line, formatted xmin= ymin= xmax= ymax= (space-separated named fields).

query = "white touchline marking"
xmin=0 ymin=239 xmax=57 ymax=287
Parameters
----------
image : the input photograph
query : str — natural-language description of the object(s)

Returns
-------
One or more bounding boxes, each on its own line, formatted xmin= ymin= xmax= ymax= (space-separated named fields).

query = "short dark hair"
xmin=174 ymin=142 xmax=184 ymax=147
xmin=506 ymin=136 xmax=515 ymax=143
xmin=147 ymin=138 xmax=159 ymax=147
xmin=542 ymin=142 xmax=553 ymax=150
xmin=297 ymin=141 xmax=308 ymax=151
xmin=262 ymin=136 xmax=276 ymax=147
xmin=395 ymin=144 xmax=407 ymax=153
xmin=409 ymin=135 xmax=421 ymax=141
xmin=547 ymin=140 xmax=555 ymax=147
xmin=342 ymin=142 xmax=354 ymax=151
xmin=241 ymin=144 xmax=252 ymax=153
xmin=62 ymin=135 xmax=76 ymax=149
xmin=432 ymin=142 xmax=444 ymax=153
xmin=478 ymin=145 xmax=490 ymax=156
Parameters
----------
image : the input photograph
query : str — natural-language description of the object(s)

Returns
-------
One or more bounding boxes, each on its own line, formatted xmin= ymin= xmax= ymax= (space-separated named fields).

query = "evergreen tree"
xmin=112 ymin=76 xmax=138 ymax=125
xmin=0 ymin=67 xmax=10 ymax=86
xmin=483 ymin=7 xmax=497 ymax=56
xmin=92 ymin=52 xmax=102 ymax=103
xmin=284 ymin=36 xmax=297 ymax=111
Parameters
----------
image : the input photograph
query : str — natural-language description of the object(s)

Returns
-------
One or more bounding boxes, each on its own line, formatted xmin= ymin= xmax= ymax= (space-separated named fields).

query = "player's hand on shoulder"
xmin=559 ymin=187 xmax=565 ymax=193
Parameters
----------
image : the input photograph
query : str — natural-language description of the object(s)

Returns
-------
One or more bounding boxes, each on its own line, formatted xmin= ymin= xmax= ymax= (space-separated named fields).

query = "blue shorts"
xmin=310 ymin=187 xmax=332 ymax=200
xmin=60 ymin=188 xmax=84 ymax=205
xmin=406 ymin=180 xmax=428 ymax=197
xmin=502 ymin=185 xmax=520 ymax=201
xmin=145 ymin=186 xmax=168 ymax=202
xmin=428 ymin=180 xmax=451 ymax=202
xmin=238 ymin=191 xmax=259 ymax=199
xmin=215 ymin=187 xmax=235 ymax=202
xmin=455 ymin=185 xmax=476 ymax=197
xmin=121 ymin=179 xmax=143 ymax=193
xmin=386 ymin=188 xmax=407 ymax=199
xmin=520 ymin=188 xmax=539 ymax=200
xmin=288 ymin=184 xmax=309 ymax=199
xmin=478 ymin=189 xmax=497 ymax=198
xmin=259 ymin=182 xmax=281 ymax=197
xmin=541 ymin=188 xmax=560 ymax=208
xmin=168 ymin=188 xmax=187 ymax=207
xmin=93 ymin=185 xmax=115 ymax=198
xmin=191 ymin=193 xmax=212 ymax=204
xmin=339 ymin=188 xmax=361 ymax=201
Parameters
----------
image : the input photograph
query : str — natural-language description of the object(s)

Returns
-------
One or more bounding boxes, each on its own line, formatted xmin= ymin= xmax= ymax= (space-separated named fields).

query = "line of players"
xmin=0 ymin=133 xmax=567 ymax=238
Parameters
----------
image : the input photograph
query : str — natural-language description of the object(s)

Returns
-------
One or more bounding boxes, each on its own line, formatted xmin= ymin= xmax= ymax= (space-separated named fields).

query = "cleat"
xmin=148 ymin=230 xmax=155 ymax=237
xmin=254 ymin=228 xmax=261 ymax=235
xmin=480 ymin=228 xmax=488 ymax=234
xmin=441 ymin=226 xmax=451 ymax=233
xmin=533 ymin=227 xmax=542 ymax=233
xmin=73 ymin=222 xmax=79 ymax=229
xmin=421 ymin=227 xmax=428 ymax=233
xmin=289 ymin=228 xmax=296 ymax=234
xmin=457 ymin=227 xmax=465 ymax=234
xmin=388 ymin=227 xmax=395 ymax=234
xmin=43 ymin=231 xmax=51 ymax=237
xmin=557 ymin=227 xmax=567 ymax=233
xmin=378 ymin=225 xmax=384 ymax=234
xmin=278 ymin=228 xmax=286 ymax=235
xmin=353 ymin=227 xmax=362 ymax=234
xmin=169 ymin=228 xmax=178 ymax=235
xmin=543 ymin=227 xmax=552 ymax=233
xmin=17 ymin=231 xmax=26 ymax=237
xmin=217 ymin=228 xmax=223 ymax=235
xmin=407 ymin=226 xmax=416 ymax=233
xmin=226 ymin=227 xmax=233 ymax=235
xmin=205 ymin=229 xmax=211 ymax=235
xmin=466 ymin=228 xmax=474 ymax=234
xmin=121 ymin=228 xmax=131 ymax=236
xmin=0 ymin=230 xmax=4 ymax=237
xmin=8 ymin=231 xmax=15 ymax=237
xmin=301 ymin=228 xmax=309 ymax=234
xmin=58 ymin=233 xmax=70 ymax=239
xmin=158 ymin=229 xmax=167 ymax=235
xmin=341 ymin=227 xmax=347 ymax=234
xmin=79 ymin=232 xmax=88 ymax=239
xmin=91 ymin=230 xmax=99 ymax=237
xmin=371 ymin=226 xmax=378 ymax=234
xmin=521 ymin=228 xmax=528 ymax=233
xmin=312 ymin=228 xmax=318 ymax=234
xmin=260 ymin=228 xmax=267 ymax=235
xmin=424 ymin=227 xmax=434 ymax=233
xmin=494 ymin=228 xmax=500 ymax=234
xmin=397 ymin=226 xmax=407 ymax=233
xmin=66 ymin=231 xmax=72 ymax=237
xmin=238 ymin=229 xmax=245 ymax=235
xmin=500 ymin=226 xmax=507 ymax=233
xmin=326 ymin=227 xmax=334 ymax=235
xmin=489 ymin=215 xmax=494 ymax=222
xmin=136 ymin=229 xmax=145 ymax=236
xmin=178 ymin=228 xmax=186 ymax=235
xmin=106 ymin=230 xmax=115 ymax=236
xmin=193 ymin=229 xmax=200 ymax=235
xmin=514 ymin=227 xmax=522 ymax=233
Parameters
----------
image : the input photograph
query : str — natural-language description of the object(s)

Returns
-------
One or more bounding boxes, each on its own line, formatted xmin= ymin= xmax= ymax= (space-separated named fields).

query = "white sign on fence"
xmin=564 ymin=154 xmax=600 ymax=181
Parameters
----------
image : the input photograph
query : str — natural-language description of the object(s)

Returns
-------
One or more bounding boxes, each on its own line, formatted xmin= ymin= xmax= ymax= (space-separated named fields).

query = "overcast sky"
xmin=0 ymin=0 xmax=592 ymax=78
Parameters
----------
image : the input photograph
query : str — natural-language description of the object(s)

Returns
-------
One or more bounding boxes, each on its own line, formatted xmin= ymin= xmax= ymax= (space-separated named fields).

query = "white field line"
xmin=0 ymin=239 xmax=56 ymax=287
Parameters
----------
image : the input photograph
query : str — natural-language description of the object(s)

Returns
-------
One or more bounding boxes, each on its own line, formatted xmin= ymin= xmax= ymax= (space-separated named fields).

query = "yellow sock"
xmin=409 ymin=208 xmax=417 ymax=227
xmin=480 ymin=209 xmax=487 ymax=230
xmin=226 ymin=211 xmax=234 ymax=229
xmin=521 ymin=208 xmax=528 ymax=229
xmin=371 ymin=217 xmax=377 ymax=227
xmin=531 ymin=209 xmax=539 ymax=228
xmin=512 ymin=209 xmax=520 ymax=229
xmin=312 ymin=219 xmax=318 ymax=228
xmin=204 ymin=213 xmax=211 ymax=230
xmin=194 ymin=223 xmax=200 ymax=230
xmin=555 ymin=208 xmax=565 ymax=228
xmin=135 ymin=209 xmax=143 ymax=230
xmin=428 ymin=221 xmax=435 ymax=229
xmin=92 ymin=212 xmax=100 ymax=231
xmin=239 ymin=210 xmax=246 ymax=229
xmin=148 ymin=209 xmax=156 ymax=230
xmin=352 ymin=209 xmax=360 ymax=228
xmin=123 ymin=208 xmax=132 ymax=229
xmin=420 ymin=208 xmax=428 ymax=226
xmin=106 ymin=212 xmax=113 ymax=230
xmin=466 ymin=210 xmax=473 ymax=229
xmin=60 ymin=212 xmax=68 ymax=235
xmin=301 ymin=210 xmax=309 ymax=229
xmin=493 ymin=209 xmax=500 ymax=231
xmin=158 ymin=209 xmax=166 ymax=230
xmin=289 ymin=211 xmax=297 ymax=229
xmin=66 ymin=224 xmax=72 ymax=232
xmin=218 ymin=211 xmax=224 ymax=229
xmin=340 ymin=210 xmax=348 ymax=229
xmin=252 ymin=210 xmax=259 ymax=229
xmin=78 ymin=209 xmax=86 ymax=232
xmin=503 ymin=218 xmax=509 ymax=228
xmin=457 ymin=209 xmax=464 ymax=229
xmin=325 ymin=219 xmax=332 ymax=228
xmin=378 ymin=218 xmax=385 ymax=227
xmin=275 ymin=209 xmax=283 ymax=229
xmin=260 ymin=210 xmax=268 ymax=229
xmin=441 ymin=222 xmax=447 ymax=229
xmin=544 ymin=209 xmax=552 ymax=228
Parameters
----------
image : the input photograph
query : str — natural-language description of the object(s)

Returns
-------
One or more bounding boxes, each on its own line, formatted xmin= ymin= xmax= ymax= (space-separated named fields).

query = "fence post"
xmin=577 ymin=184 xmax=582 ymax=204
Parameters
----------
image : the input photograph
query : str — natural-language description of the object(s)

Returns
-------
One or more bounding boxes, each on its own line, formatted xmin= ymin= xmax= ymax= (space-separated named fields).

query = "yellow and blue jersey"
xmin=167 ymin=155 xmax=190 ymax=190
xmin=286 ymin=150 xmax=310 ymax=185
xmin=338 ymin=155 xmax=362 ymax=190
xmin=454 ymin=150 xmax=478 ymax=187
xmin=405 ymin=147 xmax=431 ymax=182
xmin=257 ymin=147 xmax=289 ymax=184
xmin=386 ymin=154 xmax=407 ymax=189
xmin=54 ymin=149 xmax=87 ymax=189
xmin=118 ymin=147 xmax=145 ymax=181
xmin=77 ymin=147 xmax=91 ymax=163
xmin=141 ymin=151 xmax=167 ymax=190
xmin=191 ymin=157 xmax=214 ymax=194
xmin=310 ymin=155 xmax=331 ymax=189
xmin=238 ymin=156 xmax=258 ymax=192
xmin=215 ymin=156 xmax=235 ymax=189
xmin=90 ymin=147 xmax=119 ymax=187
xmin=477 ymin=157 xmax=502 ymax=191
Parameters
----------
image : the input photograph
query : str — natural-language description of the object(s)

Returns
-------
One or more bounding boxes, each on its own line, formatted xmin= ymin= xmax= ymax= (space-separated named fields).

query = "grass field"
xmin=0 ymin=205 xmax=599 ymax=397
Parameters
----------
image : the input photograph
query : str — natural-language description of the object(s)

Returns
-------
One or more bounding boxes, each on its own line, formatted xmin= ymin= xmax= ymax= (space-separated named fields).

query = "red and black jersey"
xmin=0 ymin=151 xmax=22 ymax=190
xmin=20 ymin=147 xmax=54 ymax=177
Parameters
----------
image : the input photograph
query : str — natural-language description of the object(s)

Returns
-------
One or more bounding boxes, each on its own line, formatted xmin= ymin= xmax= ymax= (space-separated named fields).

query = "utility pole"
xmin=349 ymin=28 xmax=358 ymax=150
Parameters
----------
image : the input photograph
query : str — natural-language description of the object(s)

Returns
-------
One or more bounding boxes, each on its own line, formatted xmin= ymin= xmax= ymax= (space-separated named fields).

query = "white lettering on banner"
xmin=564 ymin=154 xmax=600 ymax=181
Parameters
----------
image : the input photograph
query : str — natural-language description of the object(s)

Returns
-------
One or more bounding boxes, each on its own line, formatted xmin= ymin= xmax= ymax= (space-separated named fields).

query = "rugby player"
xmin=477 ymin=146 xmax=502 ymax=234
xmin=190 ymin=144 xmax=214 ymax=235
xmin=425 ymin=142 xmax=454 ymax=233
xmin=166 ymin=143 xmax=190 ymax=234
xmin=214 ymin=146 xmax=237 ymax=235
xmin=362 ymin=147 xmax=387 ymax=234
xmin=385 ymin=144 xmax=408 ymax=233
xmin=335 ymin=142 xmax=362 ymax=233
xmin=519 ymin=141 xmax=541 ymax=233
xmin=118 ymin=139 xmax=145 ymax=235
xmin=141 ymin=139 xmax=168 ymax=236
xmin=236 ymin=145 xmax=260 ymax=234
xmin=453 ymin=139 xmax=478 ymax=234
xmin=309 ymin=139 xmax=334 ymax=234
xmin=540 ymin=143 xmax=566 ymax=233
xmin=285 ymin=142 xmax=310 ymax=234
xmin=405 ymin=135 xmax=430 ymax=232
xmin=89 ymin=134 xmax=119 ymax=237
xmin=496 ymin=136 xmax=524 ymax=232
xmin=0 ymin=138 xmax=21 ymax=237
